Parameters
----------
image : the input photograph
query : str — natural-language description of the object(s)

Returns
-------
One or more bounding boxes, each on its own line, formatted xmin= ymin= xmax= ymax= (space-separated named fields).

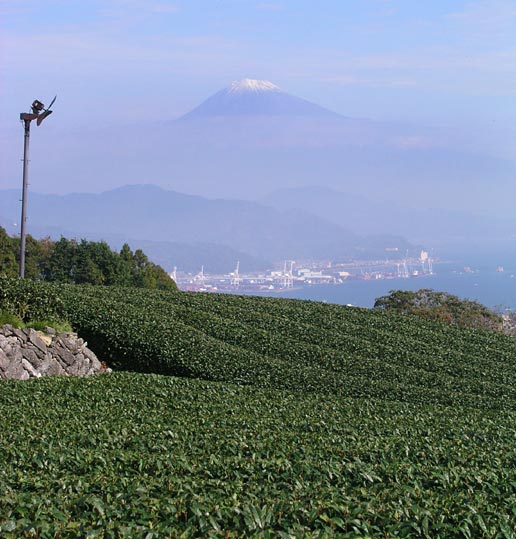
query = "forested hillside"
xmin=0 ymin=227 xmax=175 ymax=290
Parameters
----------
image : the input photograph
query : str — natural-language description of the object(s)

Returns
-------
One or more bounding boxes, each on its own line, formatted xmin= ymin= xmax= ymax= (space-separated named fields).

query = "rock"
xmin=67 ymin=361 xmax=82 ymax=376
xmin=13 ymin=328 xmax=27 ymax=342
xmin=33 ymin=346 xmax=48 ymax=361
xmin=83 ymin=348 xmax=102 ymax=370
xmin=0 ymin=348 xmax=9 ymax=371
xmin=27 ymin=329 xmax=47 ymax=354
xmin=12 ymin=348 xmax=23 ymax=363
xmin=22 ymin=348 xmax=43 ymax=369
xmin=77 ymin=361 xmax=90 ymax=376
xmin=45 ymin=359 xmax=67 ymax=377
xmin=60 ymin=335 xmax=80 ymax=353
xmin=22 ymin=358 xmax=40 ymax=378
xmin=44 ymin=326 xmax=56 ymax=335
xmin=5 ymin=358 xmax=30 ymax=380
xmin=0 ymin=324 xmax=108 ymax=381
xmin=75 ymin=353 xmax=86 ymax=364
xmin=36 ymin=331 xmax=53 ymax=347
xmin=39 ymin=356 xmax=52 ymax=375
xmin=59 ymin=347 xmax=76 ymax=367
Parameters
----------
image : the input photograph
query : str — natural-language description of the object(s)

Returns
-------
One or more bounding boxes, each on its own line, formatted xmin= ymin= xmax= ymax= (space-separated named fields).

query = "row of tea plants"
xmin=1 ymin=372 xmax=516 ymax=537
xmin=56 ymin=283 xmax=516 ymax=410
xmin=1 ymin=279 xmax=516 ymax=536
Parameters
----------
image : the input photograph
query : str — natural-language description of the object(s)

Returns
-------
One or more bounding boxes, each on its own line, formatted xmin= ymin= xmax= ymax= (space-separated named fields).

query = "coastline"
xmin=238 ymin=269 xmax=516 ymax=310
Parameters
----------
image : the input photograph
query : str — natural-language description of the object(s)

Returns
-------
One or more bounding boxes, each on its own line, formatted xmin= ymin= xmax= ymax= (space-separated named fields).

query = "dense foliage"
xmin=0 ymin=276 xmax=66 ymax=324
xmin=2 ymin=281 xmax=516 ymax=536
xmin=0 ymin=226 xmax=176 ymax=290
xmin=2 ymin=373 xmax=516 ymax=537
xmin=374 ymin=288 xmax=504 ymax=332
xmin=48 ymin=283 xmax=516 ymax=409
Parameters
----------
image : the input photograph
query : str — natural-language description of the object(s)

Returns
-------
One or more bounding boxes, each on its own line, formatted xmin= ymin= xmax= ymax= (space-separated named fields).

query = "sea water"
xmin=259 ymin=265 xmax=516 ymax=310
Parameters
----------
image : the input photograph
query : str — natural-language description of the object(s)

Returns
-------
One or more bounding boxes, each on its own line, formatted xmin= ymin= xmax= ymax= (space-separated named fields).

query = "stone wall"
xmin=0 ymin=325 xmax=109 ymax=381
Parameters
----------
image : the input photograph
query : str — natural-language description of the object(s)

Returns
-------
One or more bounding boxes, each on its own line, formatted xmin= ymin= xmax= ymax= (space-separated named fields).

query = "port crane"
xmin=231 ymin=261 xmax=241 ymax=288
xmin=282 ymin=260 xmax=295 ymax=288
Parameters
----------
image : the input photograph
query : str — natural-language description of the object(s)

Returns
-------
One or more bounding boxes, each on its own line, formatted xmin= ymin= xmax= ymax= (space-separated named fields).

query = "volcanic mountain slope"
xmin=174 ymin=78 xmax=427 ymax=151
xmin=1 ymin=78 xmax=513 ymax=217
xmin=180 ymin=78 xmax=339 ymax=119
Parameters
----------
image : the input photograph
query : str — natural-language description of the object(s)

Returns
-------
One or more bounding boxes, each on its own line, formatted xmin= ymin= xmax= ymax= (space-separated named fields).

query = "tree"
xmin=41 ymin=237 xmax=77 ymax=282
xmin=0 ymin=227 xmax=17 ymax=277
xmin=80 ymin=240 xmax=124 ymax=286
xmin=130 ymin=248 xmax=176 ymax=290
xmin=0 ymin=228 xmax=177 ymax=290
xmin=23 ymin=235 xmax=45 ymax=280
xmin=374 ymin=288 xmax=503 ymax=332
xmin=116 ymin=243 xmax=134 ymax=286
xmin=74 ymin=241 xmax=105 ymax=285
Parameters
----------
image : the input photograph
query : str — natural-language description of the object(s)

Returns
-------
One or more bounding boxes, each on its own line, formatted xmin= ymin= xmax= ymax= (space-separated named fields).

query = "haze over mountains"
xmin=262 ymin=186 xmax=516 ymax=248
xmin=2 ymin=79 xmax=514 ymax=217
xmin=0 ymin=185 xmax=415 ymax=273
xmin=2 ymin=78 xmax=515 ymax=271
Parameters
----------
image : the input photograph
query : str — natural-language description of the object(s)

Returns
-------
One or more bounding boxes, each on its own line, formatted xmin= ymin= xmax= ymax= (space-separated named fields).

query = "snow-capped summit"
xmin=228 ymin=78 xmax=282 ymax=94
xmin=179 ymin=78 xmax=338 ymax=119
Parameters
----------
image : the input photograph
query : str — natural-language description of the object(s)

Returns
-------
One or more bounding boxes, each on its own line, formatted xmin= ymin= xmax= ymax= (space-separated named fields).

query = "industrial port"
xmin=172 ymin=251 xmax=434 ymax=293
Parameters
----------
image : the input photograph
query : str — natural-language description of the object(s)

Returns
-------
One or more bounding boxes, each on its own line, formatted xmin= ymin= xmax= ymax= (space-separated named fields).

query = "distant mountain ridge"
xmin=261 ymin=186 xmax=516 ymax=247
xmin=1 ymin=78 xmax=514 ymax=217
xmin=0 ymin=185 xmax=414 ymax=272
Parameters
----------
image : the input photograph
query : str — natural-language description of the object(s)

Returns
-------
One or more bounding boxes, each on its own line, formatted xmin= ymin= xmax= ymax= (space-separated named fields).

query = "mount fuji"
xmin=180 ymin=78 xmax=338 ymax=119
xmin=1 ymin=78 xmax=514 ymax=220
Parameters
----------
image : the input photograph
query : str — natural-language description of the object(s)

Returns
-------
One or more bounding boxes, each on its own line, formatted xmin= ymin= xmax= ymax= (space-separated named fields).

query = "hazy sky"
xmin=1 ymin=0 xmax=516 ymax=130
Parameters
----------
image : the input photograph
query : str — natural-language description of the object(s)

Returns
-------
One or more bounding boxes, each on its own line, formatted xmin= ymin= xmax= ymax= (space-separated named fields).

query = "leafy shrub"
xmin=1 ymin=372 xmax=516 ymax=537
xmin=0 ymin=276 xmax=67 ymax=324
xmin=2 ymin=284 xmax=516 ymax=536
xmin=374 ymin=288 xmax=504 ymax=332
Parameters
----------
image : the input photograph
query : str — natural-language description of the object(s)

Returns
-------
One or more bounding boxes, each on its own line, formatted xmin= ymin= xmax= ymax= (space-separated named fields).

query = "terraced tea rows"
xmin=2 ymin=373 xmax=516 ymax=537
xmin=58 ymin=284 xmax=516 ymax=409
xmin=2 ymin=281 xmax=516 ymax=536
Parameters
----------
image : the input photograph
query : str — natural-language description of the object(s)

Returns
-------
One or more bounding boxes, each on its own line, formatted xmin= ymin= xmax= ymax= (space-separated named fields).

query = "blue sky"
xmin=1 ymin=0 xmax=515 ymax=131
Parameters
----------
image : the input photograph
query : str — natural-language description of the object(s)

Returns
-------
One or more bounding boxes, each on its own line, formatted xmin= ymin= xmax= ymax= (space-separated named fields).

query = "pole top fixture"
xmin=20 ymin=95 xmax=56 ymax=126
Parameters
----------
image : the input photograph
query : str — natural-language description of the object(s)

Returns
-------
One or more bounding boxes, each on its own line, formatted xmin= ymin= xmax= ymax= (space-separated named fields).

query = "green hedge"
xmin=0 ymin=277 xmax=66 ymax=323
xmin=52 ymin=283 xmax=516 ymax=410
xmin=2 ymin=282 xmax=516 ymax=536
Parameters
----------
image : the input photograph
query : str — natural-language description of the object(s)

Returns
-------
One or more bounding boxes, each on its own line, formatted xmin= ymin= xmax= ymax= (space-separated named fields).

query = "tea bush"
xmin=1 ymin=373 xmax=516 ymax=537
xmin=0 ymin=276 xmax=66 ymax=323
xmin=2 ymin=281 xmax=516 ymax=536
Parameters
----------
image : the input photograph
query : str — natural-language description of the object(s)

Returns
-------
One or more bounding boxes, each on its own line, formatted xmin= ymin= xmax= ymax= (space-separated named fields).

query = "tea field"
xmin=1 ymin=282 xmax=516 ymax=537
